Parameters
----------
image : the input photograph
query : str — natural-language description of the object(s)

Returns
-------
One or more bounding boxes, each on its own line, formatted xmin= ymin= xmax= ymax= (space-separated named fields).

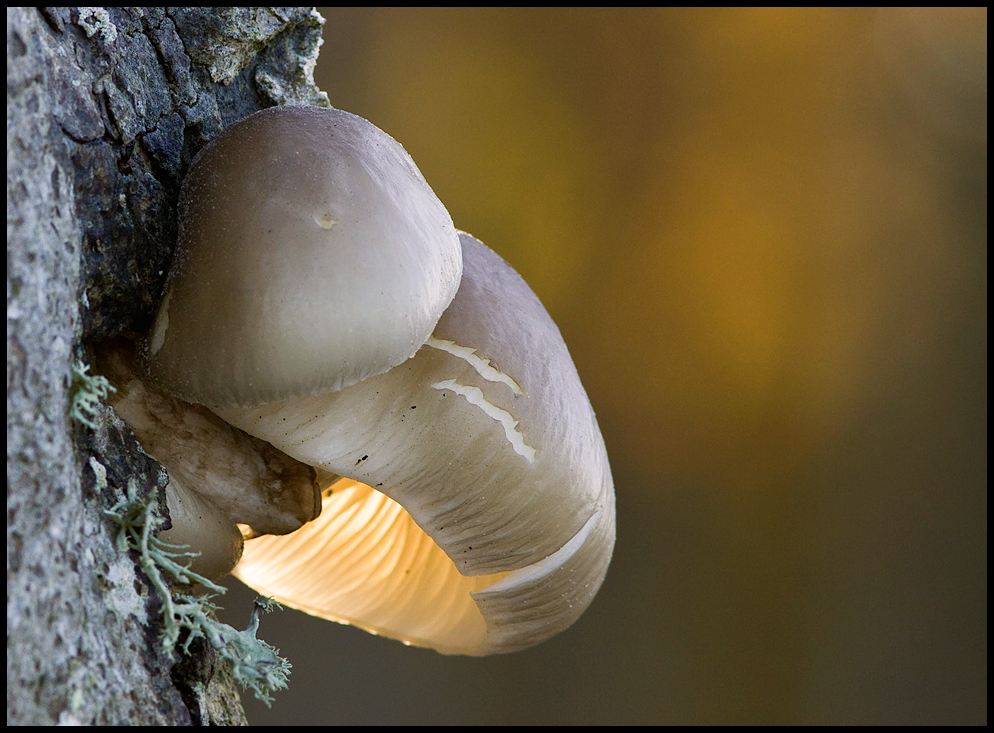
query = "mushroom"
xmin=120 ymin=105 xmax=614 ymax=655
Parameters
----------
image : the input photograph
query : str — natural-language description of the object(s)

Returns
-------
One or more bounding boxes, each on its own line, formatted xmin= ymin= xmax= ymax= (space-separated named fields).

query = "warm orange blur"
xmin=225 ymin=8 xmax=986 ymax=724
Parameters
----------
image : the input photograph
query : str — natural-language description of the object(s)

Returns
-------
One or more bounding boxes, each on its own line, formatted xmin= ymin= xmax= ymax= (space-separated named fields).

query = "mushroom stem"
xmin=158 ymin=476 xmax=244 ymax=582
xmin=93 ymin=340 xmax=323 ymax=577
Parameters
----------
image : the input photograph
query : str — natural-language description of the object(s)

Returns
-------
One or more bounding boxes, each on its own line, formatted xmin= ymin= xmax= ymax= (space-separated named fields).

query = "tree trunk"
xmin=7 ymin=7 xmax=328 ymax=725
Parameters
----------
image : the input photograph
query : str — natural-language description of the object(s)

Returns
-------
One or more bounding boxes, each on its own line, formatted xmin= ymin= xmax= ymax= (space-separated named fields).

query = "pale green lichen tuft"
xmin=205 ymin=598 xmax=292 ymax=707
xmin=105 ymin=480 xmax=290 ymax=706
xmin=70 ymin=361 xmax=116 ymax=429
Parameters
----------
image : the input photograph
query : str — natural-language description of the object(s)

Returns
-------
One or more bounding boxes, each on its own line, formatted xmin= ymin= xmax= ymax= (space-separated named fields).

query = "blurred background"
xmin=218 ymin=8 xmax=986 ymax=724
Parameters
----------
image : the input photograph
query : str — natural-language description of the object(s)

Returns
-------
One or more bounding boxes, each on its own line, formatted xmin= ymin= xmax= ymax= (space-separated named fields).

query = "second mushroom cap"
xmin=221 ymin=233 xmax=616 ymax=655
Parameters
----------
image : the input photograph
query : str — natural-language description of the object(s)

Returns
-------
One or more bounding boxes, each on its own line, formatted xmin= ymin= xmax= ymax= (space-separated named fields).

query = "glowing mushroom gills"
xmin=117 ymin=106 xmax=615 ymax=656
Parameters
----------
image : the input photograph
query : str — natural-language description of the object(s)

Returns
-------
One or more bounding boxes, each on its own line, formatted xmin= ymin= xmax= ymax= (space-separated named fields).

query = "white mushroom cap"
xmin=144 ymin=105 xmax=462 ymax=406
xmin=218 ymin=233 xmax=615 ymax=655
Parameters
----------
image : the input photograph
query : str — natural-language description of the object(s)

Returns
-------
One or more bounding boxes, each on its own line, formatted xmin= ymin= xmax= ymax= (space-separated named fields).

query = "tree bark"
xmin=7 ymin=7 xmax=328 ymax=725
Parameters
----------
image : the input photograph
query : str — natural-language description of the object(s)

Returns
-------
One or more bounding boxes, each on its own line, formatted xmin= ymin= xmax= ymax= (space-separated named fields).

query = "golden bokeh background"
xmin=219 ymin=8 xmax=986 ymax=723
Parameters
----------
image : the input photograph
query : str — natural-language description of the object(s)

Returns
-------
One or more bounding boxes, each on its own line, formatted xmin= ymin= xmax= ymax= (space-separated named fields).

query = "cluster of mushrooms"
xmin=102 ymin=105 xmax=615 ymax=656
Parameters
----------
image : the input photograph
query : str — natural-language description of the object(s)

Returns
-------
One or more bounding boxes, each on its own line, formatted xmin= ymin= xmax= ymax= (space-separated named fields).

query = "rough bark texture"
xmin=7 ymin=7 xmax=329 ymax=725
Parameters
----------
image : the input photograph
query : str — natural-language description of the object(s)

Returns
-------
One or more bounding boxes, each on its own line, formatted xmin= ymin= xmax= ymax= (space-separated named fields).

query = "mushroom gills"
xmin=234 ymin=479 xmax=507 ymax=653
xmin=233 ymin=478 xmax=608 ymax=655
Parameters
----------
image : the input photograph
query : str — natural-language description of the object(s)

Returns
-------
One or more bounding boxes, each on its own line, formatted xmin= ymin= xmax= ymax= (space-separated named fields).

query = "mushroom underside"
xmin=234 ymin=477 xmax=614 ymax=655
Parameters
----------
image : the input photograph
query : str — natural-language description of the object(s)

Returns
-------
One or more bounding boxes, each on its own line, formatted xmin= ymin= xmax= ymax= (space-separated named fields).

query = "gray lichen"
xmin=70 ymin=362 xmax=117 ymax=429
xmin=105 ymin=477 xmax=291 ymax=707
xmin=77 ymin=7 xmax=118 ymax=46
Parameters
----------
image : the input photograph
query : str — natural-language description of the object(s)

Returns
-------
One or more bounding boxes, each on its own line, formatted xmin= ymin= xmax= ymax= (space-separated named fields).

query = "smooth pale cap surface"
xmin=223 ymin=234 xmax=615 ymax=655
xmin=145 ymin=106 xmax=462 ymax=406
